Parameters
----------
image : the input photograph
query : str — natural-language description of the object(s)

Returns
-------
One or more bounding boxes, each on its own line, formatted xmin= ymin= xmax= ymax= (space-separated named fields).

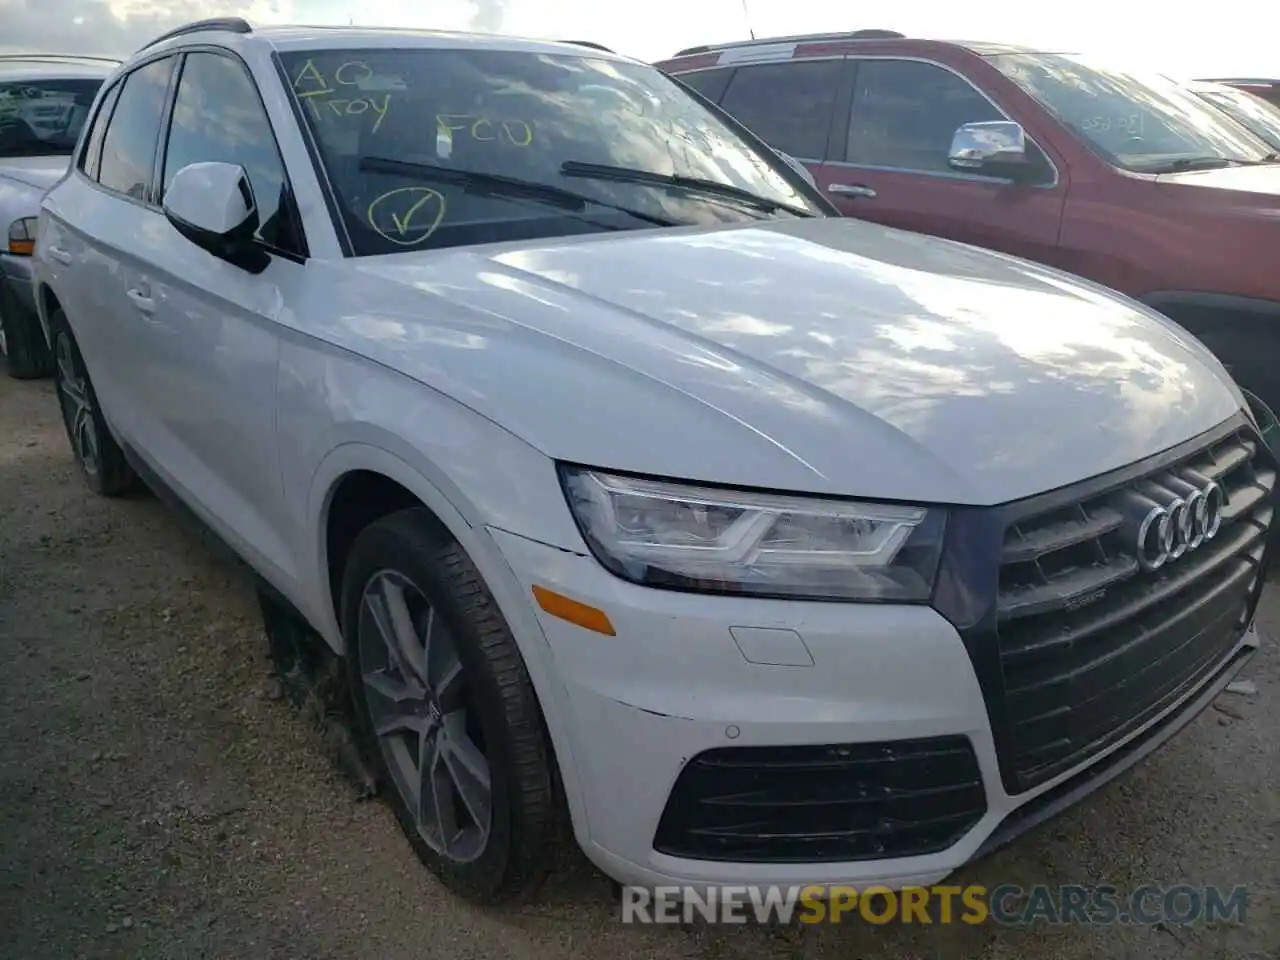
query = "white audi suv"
xmin=32 ymin=18 xmax=1273 ymax=903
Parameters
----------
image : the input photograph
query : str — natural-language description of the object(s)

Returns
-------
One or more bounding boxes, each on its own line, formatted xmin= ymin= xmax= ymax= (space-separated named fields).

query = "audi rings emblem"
xmin=1119 ymin=474 xmax=1225 ymax=572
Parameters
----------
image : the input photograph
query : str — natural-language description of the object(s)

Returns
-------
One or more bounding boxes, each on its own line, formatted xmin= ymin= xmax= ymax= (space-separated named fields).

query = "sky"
xmin=0 ymin=0 xmax=1277 ymax=79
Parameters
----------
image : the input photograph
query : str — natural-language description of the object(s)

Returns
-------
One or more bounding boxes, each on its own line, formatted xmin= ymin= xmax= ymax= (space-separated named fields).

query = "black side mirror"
xmin=162 ymin=160 xmax=270 ymax=274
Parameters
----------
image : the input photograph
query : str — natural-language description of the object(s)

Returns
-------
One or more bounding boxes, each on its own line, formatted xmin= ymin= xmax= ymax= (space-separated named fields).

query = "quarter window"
xmin=847 ymin=60 xmax=1004 ymax=173
xmin=674 ymin=68 xmax=733 ymax=104
xmin=717 ymin=60 xmax=842 ymax=160
xmin=79 ymin=81 xmax=121 ymax=180
xmin=162 ymin=52 xmax=299 ymax=252
xmin=97 ymin=56 xmax=176 ymax=201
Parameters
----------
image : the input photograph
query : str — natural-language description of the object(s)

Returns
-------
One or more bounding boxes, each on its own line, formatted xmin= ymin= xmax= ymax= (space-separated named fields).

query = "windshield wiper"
xmin=559 ymin=161 xmax=816 ymax=219
xmin=358 ymin=156 xmax=677 ymax=227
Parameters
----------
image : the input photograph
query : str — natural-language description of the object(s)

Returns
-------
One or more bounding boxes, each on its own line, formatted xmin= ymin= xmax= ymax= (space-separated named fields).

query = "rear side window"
xmin=718 ymin=60 xmax=842 ymax=160
xmin=79 ymin=81 xmax=121 ymax=180
xmin=846 ymin=59 xmax=1004 ymax=172
xmin=98 ymin=56 xmax=176 ymax=202
xmin=674 ymin=68 xmax=732 ymax=103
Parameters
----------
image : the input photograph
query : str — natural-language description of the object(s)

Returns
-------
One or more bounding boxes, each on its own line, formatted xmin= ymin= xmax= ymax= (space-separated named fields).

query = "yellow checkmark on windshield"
xmin=366 ymin=186 xmax=447 ymax=247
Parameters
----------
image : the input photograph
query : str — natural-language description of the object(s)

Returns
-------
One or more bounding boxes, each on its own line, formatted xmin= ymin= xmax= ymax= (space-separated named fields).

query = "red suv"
xmin=658 ymin=33 xmax=1280 ymax=418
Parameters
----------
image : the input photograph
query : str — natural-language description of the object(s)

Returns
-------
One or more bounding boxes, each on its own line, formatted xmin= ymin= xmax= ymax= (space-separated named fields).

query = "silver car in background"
xmin=0 ymin=54 xmax=115 ymax=378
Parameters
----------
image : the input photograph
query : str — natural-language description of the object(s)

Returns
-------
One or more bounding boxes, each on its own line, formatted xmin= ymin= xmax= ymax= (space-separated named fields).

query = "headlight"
xmin=559 ymin=466 xmax=946 ymax=602
xmin=7 ymin=216 xmax=37 ymax=256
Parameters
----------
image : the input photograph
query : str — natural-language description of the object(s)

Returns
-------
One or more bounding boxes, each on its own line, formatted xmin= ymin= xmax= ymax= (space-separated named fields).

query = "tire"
xmin=49 ymin=308 xmax=136 ymax=497
xmin=340 ymin=508 xmax=560 ymax=903
xmin=0 ymin=278 xmax=53 ymax=379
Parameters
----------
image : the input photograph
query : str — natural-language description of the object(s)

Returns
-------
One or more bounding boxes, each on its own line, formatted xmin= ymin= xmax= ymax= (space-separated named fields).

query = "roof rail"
xmin=560 ymin=40 xmax=615 ymax=53
xmin=672 ymin=28 xmax=904 ymax=58
xmin=138 ymin=17 xmax=253 ymax=52
xmin=0 ymin=53 xmax=121 ymax=65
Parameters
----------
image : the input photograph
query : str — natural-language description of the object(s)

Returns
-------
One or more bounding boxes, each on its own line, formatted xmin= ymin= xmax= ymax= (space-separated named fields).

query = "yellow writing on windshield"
xmin=367 ymin=187 xmax=447 ymax=247
xmin=292 ymin=59 xmax=391 ymax=133
xmin=435 ymin=114 xmax=534 ymax=148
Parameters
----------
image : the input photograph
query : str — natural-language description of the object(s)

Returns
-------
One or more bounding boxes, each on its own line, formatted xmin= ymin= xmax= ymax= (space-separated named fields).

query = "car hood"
xmin=0 ymin=155 xmax=69 ymax=190
xmin=341 ymin=217 xmax=1243 ymax=506
xmin=1154 ymin=161 xmax=1280 ymax=198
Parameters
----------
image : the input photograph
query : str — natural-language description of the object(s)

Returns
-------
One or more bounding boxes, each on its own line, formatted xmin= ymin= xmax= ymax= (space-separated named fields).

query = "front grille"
xmin=993 ymin=425 xmax=1274 ymax=793
xmin=652 ymin=736 xmax=987 ymax=863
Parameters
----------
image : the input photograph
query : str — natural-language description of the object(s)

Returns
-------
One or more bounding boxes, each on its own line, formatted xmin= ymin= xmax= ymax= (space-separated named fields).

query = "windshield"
xmin=279 ymin=47 xmax=824 ymax=256
xmin=989 ymin=53 xmax=1274 ymax=172
xmin=1195 ymin=86 xmax=1280 ymax=151
xmin=0 ymin=78 xmax=103 ymax=158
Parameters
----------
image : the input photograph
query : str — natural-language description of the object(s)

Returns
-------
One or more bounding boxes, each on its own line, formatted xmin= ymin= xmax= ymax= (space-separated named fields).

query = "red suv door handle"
xmin=827 ymin=183 xmax=877 ymax=199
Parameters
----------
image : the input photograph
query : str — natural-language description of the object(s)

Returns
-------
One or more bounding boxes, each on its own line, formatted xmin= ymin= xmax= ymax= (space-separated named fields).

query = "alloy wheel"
xmin=358 ymin=569 xmax=492 ymax=863
xmin=55 ymin=332 xmax=100 ymax=478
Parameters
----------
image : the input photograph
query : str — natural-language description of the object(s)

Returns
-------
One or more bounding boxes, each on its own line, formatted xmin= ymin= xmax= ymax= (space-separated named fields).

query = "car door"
xmin=817 ymin=57 xmax=1066 ymax=266
xmin=47 ymin=56 xmax=177 ymax=437
xmin=37 ymin=76 xmax=119 ymax=364
xmin=714 ymin=59 xmax=843 ymax=180
xmin=129 ymin=49 xmax=308 ymax=586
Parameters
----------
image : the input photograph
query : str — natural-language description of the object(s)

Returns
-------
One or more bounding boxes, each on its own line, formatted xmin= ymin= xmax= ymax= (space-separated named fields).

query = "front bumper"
xmin=486 ymin=411 xmax=1272 ymax=891
xmin=491 ymin=526 xmax=1260 ymax=890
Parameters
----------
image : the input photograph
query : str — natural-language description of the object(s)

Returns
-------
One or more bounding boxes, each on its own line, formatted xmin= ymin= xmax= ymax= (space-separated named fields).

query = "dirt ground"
xmin=0 ymin=371 xmax=1277 ymax=960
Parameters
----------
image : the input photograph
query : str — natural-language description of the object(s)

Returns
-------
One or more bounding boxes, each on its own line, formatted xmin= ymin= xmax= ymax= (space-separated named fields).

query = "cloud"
xmin=0 ymin=0 xmax=281 ymax=56
xmin=467 ymin=0 xmax=507 ymax=33
xmin=0 ymin=0 xmax=508 ymax=58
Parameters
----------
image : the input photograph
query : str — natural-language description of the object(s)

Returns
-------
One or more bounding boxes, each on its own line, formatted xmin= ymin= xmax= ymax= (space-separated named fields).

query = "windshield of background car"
xmin=989 ymin=53 xmax=1274 ymax=171
xmin=1196 ymin=87 xmax=1280 ymax=151
xmin=278 ymin=47 xmax=824 ymax=256
xmin=0 ymin=78 xmax=103 ymax=158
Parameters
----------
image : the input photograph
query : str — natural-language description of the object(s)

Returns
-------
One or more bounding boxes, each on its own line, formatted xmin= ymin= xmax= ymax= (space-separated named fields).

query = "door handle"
xmin=126 ymin=288 xmax=155 ymax=313
xmin=47 ymin=245 xmax=73 ymax=265
xmin=827 ymin=183 xmax=878 ymax=199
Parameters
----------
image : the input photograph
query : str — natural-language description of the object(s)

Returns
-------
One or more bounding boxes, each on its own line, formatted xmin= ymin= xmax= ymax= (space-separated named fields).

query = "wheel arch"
xmin=1138 ymin=290 xmax=1280 ymax=414
xmin=312 ymin=442 xmax=493 ymax=652
xmin=309 ymin=440 xmax=590 ymax=838
xmin=1138 ymin=290 xmax=1280 ymax=326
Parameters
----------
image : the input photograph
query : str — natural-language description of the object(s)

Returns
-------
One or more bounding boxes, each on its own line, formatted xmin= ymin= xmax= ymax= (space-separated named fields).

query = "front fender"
xmin=1140 ymin=290 xmax=1280 ymax=421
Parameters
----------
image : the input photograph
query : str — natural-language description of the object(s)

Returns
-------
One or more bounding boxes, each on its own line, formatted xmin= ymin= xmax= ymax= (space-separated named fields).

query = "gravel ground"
xmin=1 ymin=371 xmax=1277 ymax=960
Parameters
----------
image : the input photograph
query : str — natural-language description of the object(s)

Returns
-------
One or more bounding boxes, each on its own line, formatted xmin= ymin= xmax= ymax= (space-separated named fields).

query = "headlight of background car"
xmin=559 ymin=467 xmax=946 ymax=602
xmin=7 ymin=217 xmax=37 ymax=256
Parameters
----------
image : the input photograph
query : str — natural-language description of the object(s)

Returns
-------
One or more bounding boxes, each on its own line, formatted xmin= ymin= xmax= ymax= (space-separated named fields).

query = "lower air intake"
xmin=653 ymin=736 xmax=986 ymax=863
